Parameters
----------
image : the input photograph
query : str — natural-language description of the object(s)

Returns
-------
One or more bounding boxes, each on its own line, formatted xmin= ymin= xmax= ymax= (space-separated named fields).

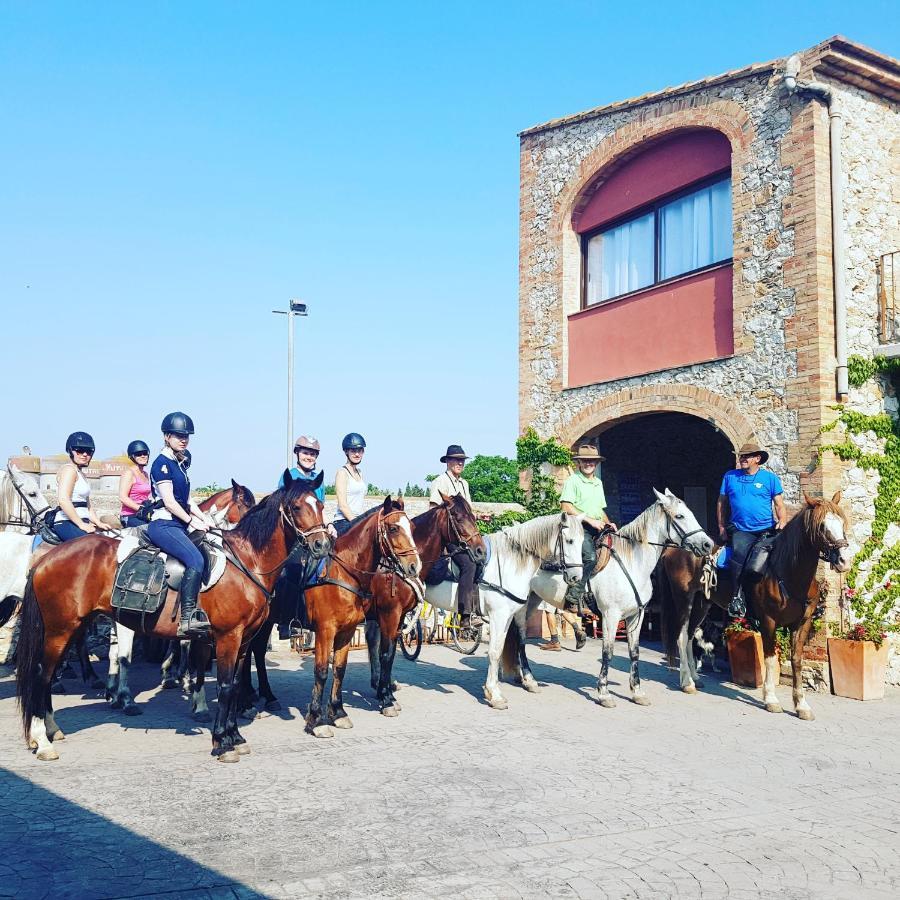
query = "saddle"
xmin=592 ymin=530 xmax=614 ymax=576
xmin=110 ymin=527 xmax=227 ymax=615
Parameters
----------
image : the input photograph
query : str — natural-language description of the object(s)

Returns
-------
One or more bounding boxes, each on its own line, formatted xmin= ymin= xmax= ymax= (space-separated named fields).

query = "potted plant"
xmin=725 ymin=618 xmax=765 ymax=688
xmin=828 ymin=617 xmax=890 ymax=701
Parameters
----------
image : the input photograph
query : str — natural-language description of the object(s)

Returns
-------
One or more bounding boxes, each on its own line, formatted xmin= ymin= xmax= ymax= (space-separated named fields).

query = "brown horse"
xmin=303 ymin=496 xmax=421 ymax=737
xmin=660 ymin=492 xmax=850 ymax=719
xmin=14 ymin=471 xmax=329 ymax=762
xmin=198 ymin=479 xmax=256 ymax=527
xmin=365 ymin=494 xmax=486 ymax=713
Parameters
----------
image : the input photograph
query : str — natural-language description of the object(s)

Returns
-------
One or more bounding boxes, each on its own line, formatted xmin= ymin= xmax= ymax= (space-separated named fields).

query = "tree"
xmin=463 ymin=455 xmax=523 ymax=504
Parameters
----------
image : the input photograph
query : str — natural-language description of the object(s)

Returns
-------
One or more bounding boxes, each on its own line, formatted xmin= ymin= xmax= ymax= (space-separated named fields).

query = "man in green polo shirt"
xmin=559 ymin=442 xmax=616 ymax=613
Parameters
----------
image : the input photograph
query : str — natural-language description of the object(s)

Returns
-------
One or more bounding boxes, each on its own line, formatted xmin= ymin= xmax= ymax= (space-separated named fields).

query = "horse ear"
xmin=560 ymin=511 xmax=568 ymax=524
xmin=310 ymin=471 xmax=324 ymax=490
xmin=653 ymin=488 xmax=666 ymax=504
xmin=831 ymin=490 xmax=842 ymax=504
xmin=382 ymin=495 xmax=393 ymax=513
xmin=396 ymin=495 xmax=405 ymax=510
xmin=803 ymin=492 xmax=817 ymax=507
xmin=282 ymin=469 xmax=293 ymax=487
xmin=231 ymin=478 xmax=239 ymax=491
xmin=664 ymin=487 xmax=675 ymax=497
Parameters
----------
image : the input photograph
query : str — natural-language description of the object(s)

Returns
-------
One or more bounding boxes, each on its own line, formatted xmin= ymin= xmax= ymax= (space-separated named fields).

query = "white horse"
xmin=0 ymin=464 xmax=50 ymax=533
xmin=531 ymin=489 xmax=713 ymax=708
xmin=427 ymin=512 xmax=586 ymax=709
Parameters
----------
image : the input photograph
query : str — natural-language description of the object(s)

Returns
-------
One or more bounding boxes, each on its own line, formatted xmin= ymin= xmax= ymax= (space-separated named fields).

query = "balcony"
xmin=879 ymin=251 xmax=900 ymax=356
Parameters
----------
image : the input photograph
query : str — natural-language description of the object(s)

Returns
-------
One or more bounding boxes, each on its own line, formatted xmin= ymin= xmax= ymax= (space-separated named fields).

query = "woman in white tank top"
xmin=52 ymin=431 xmax=115 ymax=542
xmin=333 ymin=432 xmax=368 ymax=537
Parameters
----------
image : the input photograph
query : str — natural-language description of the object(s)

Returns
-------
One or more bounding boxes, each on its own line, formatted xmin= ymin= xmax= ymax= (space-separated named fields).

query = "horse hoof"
xmin=37 ymin=747 xmax=60 ymax=761
xmin=50 ymin=730 xmax=66 ymax=742
xmin=682 ymin=684 xmax=697 ymax=694
xmin=216 ymin=750 xmax=241 ymax=763
xmin=391 ymin=681 xmax=401 ymax=692
xmin=312 ymin=725 xmax=334 ymax=739
xmin=765 ymin=703 xmax=783 ymax=714
xmin=523 ymin=681 xmax=541 ymax=694
xmin=28 ymin=739 xmax=37 ymax=750
xmin=333 ymin=716 xmax=353 ymax=730
xmin=797 ymin=708 xmax=815 ymax=721
xmin=238 ymin=707 xmax=258 ymax=721
xmin=123 ymin=703 xmax=142 ymax=717
xmin=488 ymin=698 xmax=508 ymax=710
xmin=235 ymin=742 xmax=252 ymax=755
xmin=193 ymin=710 xmax=212 ymax=723
xmin=598 ymin=697 xmax=617 ymax=709
xmin=381 ymin=705 xmax=400 ymax=718
xmin=161 ymin=678 xmax=179 ymax=690
xmin=264 ymin=700 xmax=281 ymax=712
xmin=632 ymin=695 xmax=651 ymax=706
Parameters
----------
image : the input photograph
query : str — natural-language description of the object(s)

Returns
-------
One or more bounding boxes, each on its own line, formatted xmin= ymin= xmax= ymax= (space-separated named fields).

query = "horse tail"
xmin=499 ymin=623 xmax=519 ymax=679
xmin=15 ymin=570 xmax=46 ymax=742
xmin=0 ymin=593 xmax=19 ymax=627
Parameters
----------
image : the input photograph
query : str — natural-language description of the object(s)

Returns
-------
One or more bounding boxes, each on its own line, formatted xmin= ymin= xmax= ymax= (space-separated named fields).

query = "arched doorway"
xmin=578 ymin=412 xmax=734 ymax=532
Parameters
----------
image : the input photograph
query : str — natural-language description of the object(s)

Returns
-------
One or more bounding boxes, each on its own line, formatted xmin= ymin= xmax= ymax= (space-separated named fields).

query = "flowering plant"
xmin=839 ymin=621 xmax=888 ymax=648
xmin=724 ymin=617 xmax=754 ymax=639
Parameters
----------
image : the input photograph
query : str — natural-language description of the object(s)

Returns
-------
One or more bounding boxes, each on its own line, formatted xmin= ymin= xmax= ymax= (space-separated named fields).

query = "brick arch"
xmin=554 ymin=98 xmax=755 ymax=237
xmin=557 ymin=384 xmax=757 ymax=455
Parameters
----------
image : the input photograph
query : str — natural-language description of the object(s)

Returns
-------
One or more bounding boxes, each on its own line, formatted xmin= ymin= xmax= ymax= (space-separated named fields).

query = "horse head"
xmin=441 ymin=491 xmax=487 ymax=563
xmin=228 ymin=479 xmax=256 ymax=523
xmin=653 ymin=488 xmax=714 ymax=557
xmin=803 ymin=490 xmax=851 ymax=572
xmin=379 ymin=495 xmax=421 ymax=578
xmin=557 ymin=511 xmax=586 ymax=584
xmin=8 ymin=463 xmax=50 ymax=517
xmin=281 ymin=469 xmax=331 ymax=559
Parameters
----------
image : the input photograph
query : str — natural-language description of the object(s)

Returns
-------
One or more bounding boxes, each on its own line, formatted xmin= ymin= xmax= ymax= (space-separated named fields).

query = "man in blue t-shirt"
xmin=717 ymin=441 xmax=787 ymax=618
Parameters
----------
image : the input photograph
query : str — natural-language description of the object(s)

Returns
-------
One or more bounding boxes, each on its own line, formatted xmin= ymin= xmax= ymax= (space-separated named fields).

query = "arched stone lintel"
xmin=557 ymin=384 xmax=757 ymax=456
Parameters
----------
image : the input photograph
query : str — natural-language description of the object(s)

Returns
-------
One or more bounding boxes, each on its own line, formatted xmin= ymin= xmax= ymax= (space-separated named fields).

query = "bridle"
xmin=817 ymin=523 xmax=849 ymax=568
xmin=444 ymin=504 xmax=486 ymax=564
xmin=539 ymin=517 xmax=585 ymax=586
xmin=3 ymin=473 xmax=49 ymax=533
xmin=375 ymin=509 xmax=421 ymax=578
xmin=611 ymin=505 xmax=708 ymax=557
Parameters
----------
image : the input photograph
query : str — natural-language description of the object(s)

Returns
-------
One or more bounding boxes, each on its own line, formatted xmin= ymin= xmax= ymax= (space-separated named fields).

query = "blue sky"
xmin=1 ymin=1 xmax=897 ymax=493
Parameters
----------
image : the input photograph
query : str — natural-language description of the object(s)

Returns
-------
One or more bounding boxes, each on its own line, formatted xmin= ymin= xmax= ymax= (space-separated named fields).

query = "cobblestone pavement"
xmin=2 ymin=637 xmax=900 ymax=899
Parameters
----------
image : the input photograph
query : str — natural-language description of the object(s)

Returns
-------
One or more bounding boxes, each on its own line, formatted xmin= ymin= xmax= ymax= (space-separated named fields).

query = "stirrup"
xmin=728 ymin=595 xmax=746 ymax=619
xmin=178 ymin=609 xmax=211 ymax=639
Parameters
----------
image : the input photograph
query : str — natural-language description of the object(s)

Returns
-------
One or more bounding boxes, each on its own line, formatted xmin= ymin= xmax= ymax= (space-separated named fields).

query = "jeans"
xmin=333 ymin=518 xmax=352 ymax=537
xmin=728 ymin=529 xmax=771 ymax=597
xmin=147 ymin=519 xmax=204 ymax=574
xmin=453 ymin=549 xmax=478 ymax=616
xmin=564 ymin=533 xmax=599 ymax=605
xmin=121 ymin=515 xmax=146 ymax=528
xmin=52 ymin=520 xmax=89 ymax=542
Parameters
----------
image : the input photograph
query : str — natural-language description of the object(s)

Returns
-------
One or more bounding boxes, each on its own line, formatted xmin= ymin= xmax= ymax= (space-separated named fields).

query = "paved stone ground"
xmin=2 ymin=636 xmax=900 ymax=899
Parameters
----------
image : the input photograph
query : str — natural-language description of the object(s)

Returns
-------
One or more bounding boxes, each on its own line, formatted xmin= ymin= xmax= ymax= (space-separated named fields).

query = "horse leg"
xmin=305 ymin=625 xmax=333 ymax=738
xmin=759 ymin=618 xmax=782 ymax=714
xmin=327 ymin=631 xmax=354 ymax=729
xmin=513 ymin=609 xmax=540 ymax=693
xmin=379 ymin=631 xmax=402 ymax=714
xmin=210 ymin=633 xmax=241 ymax=763
xmin=254 ymin=619 xmax=280 ymax=711
xmin=189 ymin=641 xmax=212 ymax=722
xmin=597 ymin=610 xmax=618 ymax=708
xmin=237 ymin=647 xmax=258 ymax=720
xmin=483 ymin=600 xmax=513 ymax=710
xmin=161 ymin=640 xmax=179 ymax=689
xmin=78 ymin=631 xmax=104 ymax=690
xmin=626 ymin=611 xmax=650 ymax=706
xmin=30 ymin=631 xmax=72 ymax=760
xmin=365 ymin=620 xmax=381 ymax=693
xmin=792 ymin=619 xmax=815 ymax=721
xmin=106 ymin=624 xmax=141 ymax=715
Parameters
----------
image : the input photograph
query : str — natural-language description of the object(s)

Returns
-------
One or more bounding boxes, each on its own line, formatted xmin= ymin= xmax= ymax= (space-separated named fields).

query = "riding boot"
xmin=176 ymin=569 xmax=210 ymax=640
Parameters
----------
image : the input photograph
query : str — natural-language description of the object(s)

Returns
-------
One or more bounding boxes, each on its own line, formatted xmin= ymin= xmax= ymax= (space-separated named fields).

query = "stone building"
xmin=518 ymin=37 xmax=900 ymax=673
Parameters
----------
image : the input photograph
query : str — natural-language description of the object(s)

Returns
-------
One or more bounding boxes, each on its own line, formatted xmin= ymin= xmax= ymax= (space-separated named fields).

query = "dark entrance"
xmin=583 ymin=412 xmax=734 ymax=531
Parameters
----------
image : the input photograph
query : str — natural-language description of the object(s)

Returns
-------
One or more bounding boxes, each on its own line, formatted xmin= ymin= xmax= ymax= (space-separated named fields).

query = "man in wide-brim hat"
xmin=429 ymin=445 xmax=482 ymax=627
xmin=546 ymin=441 xmax=615 ymax=651
xmin=717 ymin=441 xmax=787 ymax=617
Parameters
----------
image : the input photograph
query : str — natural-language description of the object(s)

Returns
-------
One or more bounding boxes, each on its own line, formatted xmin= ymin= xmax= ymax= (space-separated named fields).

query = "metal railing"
xmin=878 ymin=251 xmax=900 ymax=344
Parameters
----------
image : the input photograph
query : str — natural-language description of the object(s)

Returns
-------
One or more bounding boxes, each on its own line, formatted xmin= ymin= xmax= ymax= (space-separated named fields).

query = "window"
xmin=584 ymin=176 xmax=732 ymax=305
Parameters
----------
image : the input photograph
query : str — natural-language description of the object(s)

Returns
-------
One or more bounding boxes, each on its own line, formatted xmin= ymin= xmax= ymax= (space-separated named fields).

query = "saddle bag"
xmin=111 ymin=549 xmax=168 ymax=614
xmin=425 ymin=555 xmax=457 ymax=586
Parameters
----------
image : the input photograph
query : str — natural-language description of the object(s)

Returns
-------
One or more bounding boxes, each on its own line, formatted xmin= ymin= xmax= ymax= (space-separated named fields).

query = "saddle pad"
xmin=715 ymin=546 xmax=732 ymax=569
xmin=115 ymin=532 xmax=227 ymax=592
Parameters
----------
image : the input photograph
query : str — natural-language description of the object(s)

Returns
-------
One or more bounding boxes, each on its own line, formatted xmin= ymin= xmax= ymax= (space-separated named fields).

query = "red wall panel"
xmin=567 ymin=266 xmax=734 ymax=387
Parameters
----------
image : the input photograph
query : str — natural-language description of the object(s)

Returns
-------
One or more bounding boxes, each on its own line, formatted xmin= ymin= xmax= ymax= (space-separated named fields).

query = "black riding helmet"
xmin=65 ymin=431 xmax=96 ymax=456
xmin=127 ymin=439 xmax=150 ymax=461
xmin=341 ymin=432 xmax=366 ymax=452
xmin=161 ymin=411 xmax=195 ymax=435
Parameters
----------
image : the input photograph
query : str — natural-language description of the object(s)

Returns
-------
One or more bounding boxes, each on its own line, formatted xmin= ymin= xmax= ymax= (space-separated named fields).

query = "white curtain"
xmin=659 ymin=178 xmax=732 ymax=280
xmin=586 ymin=211 xmax=654 ymax=304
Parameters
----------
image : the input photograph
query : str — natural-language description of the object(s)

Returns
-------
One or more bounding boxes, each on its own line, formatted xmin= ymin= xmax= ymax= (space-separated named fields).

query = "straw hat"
xmin=737 ymin=442 xmax=769 ymax=464
xmin=571 ymin=442 xmax=605 ymax=462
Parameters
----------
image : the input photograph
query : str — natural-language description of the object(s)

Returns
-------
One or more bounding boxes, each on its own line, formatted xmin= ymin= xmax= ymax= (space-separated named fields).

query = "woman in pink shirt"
xmin=119 ymin=439 xmax=153 ymax=527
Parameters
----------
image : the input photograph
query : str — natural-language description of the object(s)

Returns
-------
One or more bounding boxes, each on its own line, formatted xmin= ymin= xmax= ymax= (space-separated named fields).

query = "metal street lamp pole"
xmin=272 ymin=300 xmax=308 ymax=469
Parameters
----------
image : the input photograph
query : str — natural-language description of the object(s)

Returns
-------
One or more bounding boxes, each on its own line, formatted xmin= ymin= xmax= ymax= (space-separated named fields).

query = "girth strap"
xmin=605 ymin=543 xmax=645 ymax=610
xmin=478 ymin=579 xmax=525 ymax=605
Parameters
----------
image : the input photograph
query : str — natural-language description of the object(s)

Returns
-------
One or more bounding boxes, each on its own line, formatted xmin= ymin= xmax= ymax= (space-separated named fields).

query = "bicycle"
xmin=397 ymin=598 xmax=483 ymax=657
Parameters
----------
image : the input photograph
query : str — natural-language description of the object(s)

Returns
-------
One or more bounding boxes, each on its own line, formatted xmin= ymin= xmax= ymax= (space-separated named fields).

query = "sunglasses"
xmin=294 ymin=447 xmax=319 ymax=457
xmin=73 ymin=448 xmax=93 ymax=455
xmin=347 ymin=448 xmax=364 ymax=454
xmin=134 ymin=452 xmax=150 ymax=457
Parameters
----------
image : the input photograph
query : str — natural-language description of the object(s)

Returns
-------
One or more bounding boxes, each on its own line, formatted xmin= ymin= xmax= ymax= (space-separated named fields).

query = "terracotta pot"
xmin=828 ymin=638 xmax=888 ymax=701
xmin=726 ymin=630 xmax=765 ymax=688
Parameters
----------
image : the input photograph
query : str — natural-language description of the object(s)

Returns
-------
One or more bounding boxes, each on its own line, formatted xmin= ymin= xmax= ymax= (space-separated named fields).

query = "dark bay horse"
xmin=365 ymin=494 xmax=486 ymax=713
xmin=12 ymin=471 xmax=329 ymax=762
xmin=303 ymin=496 xmax=421 ymax=737
xmin=659 ymin=492 xmax=850 ymax=719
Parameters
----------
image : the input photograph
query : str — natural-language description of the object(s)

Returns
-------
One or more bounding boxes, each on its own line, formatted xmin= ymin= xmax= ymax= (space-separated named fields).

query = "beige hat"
xmin=571 ymin=442 xmax=605 ymax=462
xmin=737 ymin=442 xmax=769 ymax=464
xmin=293 ymin=435 xmax=320 ymax=452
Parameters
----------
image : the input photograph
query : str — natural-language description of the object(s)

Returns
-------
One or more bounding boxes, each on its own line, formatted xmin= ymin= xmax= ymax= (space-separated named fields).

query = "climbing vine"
xmin=819 ymin=354 xmax=900 ymax=633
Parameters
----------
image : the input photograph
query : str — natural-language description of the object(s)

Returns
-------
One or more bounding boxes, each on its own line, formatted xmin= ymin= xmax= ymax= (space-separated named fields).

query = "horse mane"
xmin=491 ymin=514 xmax=562 ymax=567
xmin=617 ymin=502 xmax=660 ymax=545
xmin=230 ymin=479 xmax=318 ymax=552
xmin=770 ymin=497 xmax=848 ymax=572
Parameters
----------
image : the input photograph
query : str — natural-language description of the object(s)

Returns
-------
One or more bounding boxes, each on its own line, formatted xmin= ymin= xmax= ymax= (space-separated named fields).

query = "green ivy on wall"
xmin=819 ymin=354 xmax=900 ymax=632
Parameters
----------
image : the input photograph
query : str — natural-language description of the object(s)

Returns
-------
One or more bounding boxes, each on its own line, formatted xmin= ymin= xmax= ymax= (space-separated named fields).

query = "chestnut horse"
xmin=14 ymin=471 xmax=329 ymax=762
xmin=198 ymin=479 xmax=256 ymax=528
xmin=302 ymin=496 xmax=421 ymax=737
xmin=660 ymin=492 xmax=850 ymax=720
xmin=364 ymin=493 xmax=486 ymax=713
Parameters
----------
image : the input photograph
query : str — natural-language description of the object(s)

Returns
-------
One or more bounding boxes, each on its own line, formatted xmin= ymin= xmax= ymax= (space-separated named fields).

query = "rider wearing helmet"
xmin=278 ymin=435 xmax=326 ymax=502
xmin=118 ymin=440 xmax=153 ymax=527
xmin=333 ymin=433 xmax=368 ymax=537
xmin=147 ymin=412 xmax=213 ymax=640
xmin=51 ymin=432 xmax=114 ymax=541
